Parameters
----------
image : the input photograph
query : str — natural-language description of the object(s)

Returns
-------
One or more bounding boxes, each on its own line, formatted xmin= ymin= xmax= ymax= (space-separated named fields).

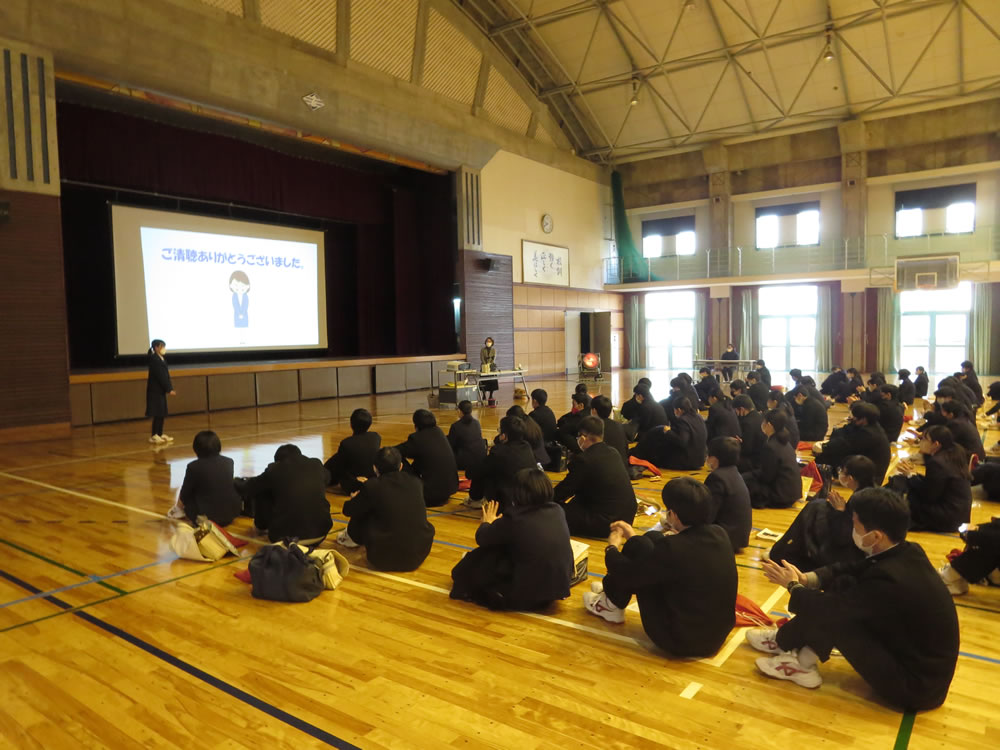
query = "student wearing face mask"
xmin=583 ymin=477 xmax=738 ymax=658
xmin=749 ymin=487 xmax=959 ymax=711
xmin=552 ymin=416 xmax=637 ymax=538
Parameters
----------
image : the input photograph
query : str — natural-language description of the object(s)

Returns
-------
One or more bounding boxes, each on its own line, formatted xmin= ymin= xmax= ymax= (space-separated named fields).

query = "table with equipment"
xmin=437 ymin=364 xmax=530 ymax=407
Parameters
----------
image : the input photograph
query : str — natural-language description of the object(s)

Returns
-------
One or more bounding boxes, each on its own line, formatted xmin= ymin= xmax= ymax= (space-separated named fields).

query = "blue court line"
xmin=0 ymin=567 xmax=360 ymax=750
xmin=959 ymin=650 xmax=1000 ymax=666
xmin=0 ymin=557 xmax=174 ymax=610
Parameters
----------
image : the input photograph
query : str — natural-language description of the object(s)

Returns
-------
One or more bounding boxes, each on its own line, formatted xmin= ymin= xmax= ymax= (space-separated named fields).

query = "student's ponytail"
xmin=764 ymin=409 xmax=791 ymax=445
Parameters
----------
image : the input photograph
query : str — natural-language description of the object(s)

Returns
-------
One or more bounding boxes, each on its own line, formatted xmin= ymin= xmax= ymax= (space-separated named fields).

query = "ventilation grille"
xmin=457 ymin=167 xmax=483 ymax=251
xmin=196 ymin=0 xmax=244 ymax=15
xmin=0 ymin=43 xmax=58 ymax=196
xmin=261 ymin=0 xmax=337 ymax=53
xmin=423 ymin=9 xmax=481 ymax=105
xmin=351 ymin=0 xmax=418 ymax=80
xmin=484 ymin=67 xmax=531 ymax=136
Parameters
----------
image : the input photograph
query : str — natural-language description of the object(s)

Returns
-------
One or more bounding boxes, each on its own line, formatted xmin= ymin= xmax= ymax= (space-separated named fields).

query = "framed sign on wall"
xmin=522 ymin=240 xmax=569 ymax=286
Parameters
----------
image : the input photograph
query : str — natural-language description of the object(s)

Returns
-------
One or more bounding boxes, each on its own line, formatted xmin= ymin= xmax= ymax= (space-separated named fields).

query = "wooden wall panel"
xmin=338 ymin=366 xmax=372 ymax=396
xmin=0 ymin=190 xmax=70 ymax=429
xmin=460 ymin=251 xmax=514 ymax=371
xmin=69 ymin=383 xmax=92 ymax=427
xmin=299 ymin=367 xmax=339 ymax=400
xmin=91 ymin=381 xmax=146 ymax=423
xmin=375 ymin=364 xmax=406 ymax=393
xmin=207 ymin=373 xmax=256 ymax=411
xmin=171 ymin=376 xmax=208 ymax=415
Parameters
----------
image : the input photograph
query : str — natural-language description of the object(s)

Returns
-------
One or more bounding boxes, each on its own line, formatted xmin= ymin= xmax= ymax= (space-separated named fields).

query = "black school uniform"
xmin=797 ymin=396 xmax=829 ymax=442
xmin=897 ymin=378 xmax=915 ymax=406
xmin=748 ymin=382 xmax=771 ymax=412
xmin=342 ymin=471 xmax=435 ymax=572
xmin=906 ymin=454 xmax=972 ymax=532
xmin=737 ymin=410 xmax=766 ymax=471
xmin=145 ymin=351 xmax=172 ymax=418
xmin=742 ymin=436 xmax=801 ymax=509
xmin=396 ymin=426 xmax=459 ymax=507
xmin=635 ymin=397 xmax=669 ymax=435
xmin=694 ymin=376 xmax=722 ymax=408
xmin=241 ymin=454 xmax=333 ymax=543
xmin=600 ymin=417 xmax=629 ymax=470
xmin=630 ymin=411 xmax=707 ymax=470
xmin=447 ymin=417 xmax=487 ymax=473
xmin=820 ymin=371 xmax=847 ymax=396
xmin=706 ymin=401 xmax=741 ymax=442
xmin=180 ymin=454 xmax=241 ymax=526
xmin=556 ymin=409 xmax=585 ymax=454
xmin=529 ymin=405 xmax=558 ymax=443
xmin=914 ymin=372 xmax=929 ymax=399
xmin=704 ymin=465 xmax=752 ymax=551
xmin=553 ymin=442 xmax=637 ymax=538
xmin=603 ymin=525 xmax=737 ymax=657
xmin=877 ymin=399 xmax=905 ymax=443
xmin=756 ymin=366 xmax=772 ymax=387
xmin=945 ymin=417 xmax=985 ymax=461
xmin=814 ymin=422 xmax=891 ymax=485
xmin=325 ymin=432 xmax=382 ymax=493
xmin=468 ymin=439 xmax=538 ymax=510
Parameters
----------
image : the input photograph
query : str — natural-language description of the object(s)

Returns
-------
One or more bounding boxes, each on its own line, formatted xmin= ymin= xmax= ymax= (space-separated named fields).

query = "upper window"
xmin=755 ymin=202 xmax=821 ymax=249
xmin=895 ymin=183 xmax=976 ymax=237
xmin=642 ymin=216 xmax=696 ymax=258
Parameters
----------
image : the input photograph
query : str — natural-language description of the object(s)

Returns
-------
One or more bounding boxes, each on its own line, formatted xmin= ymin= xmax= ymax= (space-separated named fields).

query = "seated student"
xmin=812 ymin=402 xmax=891 ymax=484
xmin=835 ymin=367 xmax=864 ymax=403
xmin=177 ymin=430 xmax=241 ymax=526
xmin=985 ymin=381 xmax=1000 ymax=417
xmin=447 ymin=401 xmax=487 ymax=475
xmin=632 ymin=383 xmax=669 ymax=437
xmin=742 ymin=409 xmax=802 ymax=509
xmin=620 ymin=377 xmax=652 ymax=440
xmin=745 ymin=371 xmax=770 ymax=412
xmin=704 ymin=437 xmax=752 ymax=552
xmin=553 ymin=416 xmax=637 ymax=538
xmin=876 ymin=384 xmax=905 ymax=443
xmin=972 ymin=460 xmax=1000 ymax=501
xmin=395 ymin=409 xmax=459 ymax=508
xmin=896 ymin=369 xmax=915 ymax=406
xmin=324 ymin=408 xmax=381 ymax=494
xmin=787 ymin=370 xmax=823 ymax=414
xmin=960 ymin=360 xmax=984 ymax=406
xmin=450 ymin=468 xmax=573 ymax=611
xmin=820 ymin=366 xmax=847 ymax=397
xmin=733 ymin=395 xmax=765 ymax=472
xmin=939 ymin=516 xmax=1000 ymax=595
xmin=751 ymin=488 xmax=959 ymax=711
xmin=858 ymin=372 xmax=886 ymax=404
xmin=238 ymin=443 xmax=332 ymax=544
xmin=766 ymin=391 xmax=800 ymax=447
xmin=720 ymin=344 xmax=739 ymax=382
xmin=573 ymin=382 xmax=592 ymax=412
xmin=528 ymin=389 xmax=558 ymax=444
xmin=793 ymin=390 xmax=828 ymax=442
xmin=583 ymin=477 xmax=738 ymax=658
xmin=555 ymin=392 xmax=590 ymax=455
xmin=769 ymin=455 xmax=876 ymax=572
xmin=504 ymin=405 xmax=548 ymax=466
xmin=893 ymin=425 xmax=972 ymax=533
xmin=660 ymin=376 xmax=700 ymax=418
xmin=913 ymin=365 xmax=929 ymax=399
xmin=591 ymin=395 xmax=628 ymax=469
xmin=943 ymin=374 xmax=977 ymax=411
xmin=694 ymin=367 xmax=722 ymax=408
xmin=467 ymin=415 xmax=538 ymax=510
xmin=754 ymin=359 xmax=772 ymax=387
xmin=728 ymin=379 xmax=747 ymax=399
xmin=920 ymin=385 xmax=956 ymax=429
xmin=338 ymin=447 xmax=434 ymax=571
xmin=630 ymin=397 xmax=707 ymax=470
xmin=939 ymin=400 xmax=985 ymax=461
xmin=706 ymin=392 xmax=741 ymax=442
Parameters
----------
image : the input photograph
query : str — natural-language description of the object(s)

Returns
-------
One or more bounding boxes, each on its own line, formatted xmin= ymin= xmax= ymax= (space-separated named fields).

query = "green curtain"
xmin=968 ymin=282 xmax=992 ymax=373
xmin=876 ymin=287 xmax=898 ymax=373
xmin=611 ymin=171 xmax=642 ymax=282
xmin=737 ymin=287 xmax=758 ymax=360
xmin=626 ymin=293 xmax=646 ymax=369
xmin=815 ymin=284 xmax=832 ymax=372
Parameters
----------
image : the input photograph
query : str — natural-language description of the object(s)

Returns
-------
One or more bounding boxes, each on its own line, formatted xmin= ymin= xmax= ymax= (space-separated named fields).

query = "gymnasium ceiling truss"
xmin=449 ymin=0 xmax=1000 ymax=164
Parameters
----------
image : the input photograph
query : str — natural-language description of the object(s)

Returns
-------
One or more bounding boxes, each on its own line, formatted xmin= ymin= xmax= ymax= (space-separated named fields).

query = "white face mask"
xmin=852 ymin=528 xmax=877 ymax=556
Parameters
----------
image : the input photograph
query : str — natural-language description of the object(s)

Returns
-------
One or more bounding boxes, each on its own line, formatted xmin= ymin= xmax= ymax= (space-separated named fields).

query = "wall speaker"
xmin=479 ymin=257 xmax=497 ymax=272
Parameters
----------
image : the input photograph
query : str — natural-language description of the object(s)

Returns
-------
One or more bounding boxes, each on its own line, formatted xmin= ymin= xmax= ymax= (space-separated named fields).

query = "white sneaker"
xmin=938 ymin=564 xmax=969 ymax=596
xmin=149 ymin=435 xmax=165 ymax=444
xmin=336 ymin=530 xmax=359 ymax=548
xmin=756 ymin=652 xmax=823 ymax=688
xmin=590 ymin=580 xmax=604 ymax=594
xmin=463 ymin=498 xmax=484 ymax=509
xmin=161 ymin=434 xmax=175 ymax=442
xmin=582 ymin=591 xmax=625 ymax=624
xmin=746 ymin=627 xmax=782 ymax=654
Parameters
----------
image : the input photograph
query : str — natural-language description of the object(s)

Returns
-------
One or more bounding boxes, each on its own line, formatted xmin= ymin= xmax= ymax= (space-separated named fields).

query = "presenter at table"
xmin=480 ymin=337 xmax=499 ymax=406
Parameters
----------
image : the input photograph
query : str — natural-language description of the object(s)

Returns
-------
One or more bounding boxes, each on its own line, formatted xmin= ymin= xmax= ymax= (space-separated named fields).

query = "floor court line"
xmin=0 ymin=537 xmax=128 ymax=595
xmin=0 ymin=567 xmax=360 ymax=749
xmin=698 ymin=585 xmax=786 ymax=668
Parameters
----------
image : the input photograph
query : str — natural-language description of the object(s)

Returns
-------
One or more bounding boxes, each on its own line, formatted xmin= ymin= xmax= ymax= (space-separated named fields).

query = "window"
xmin=898 ymin=282 xmax=971 ymax=377
xmin=642 ymin=215 xmax=696 ymax=258
xmin=758 ymin=285 xmax=818 ymax=373
xmin=946 ymin=202 xmax=975 ymax=234
xmin=755 ymin=201 xmax=821 ymax=249
xmin=895 ymin=183 xmax=976 ymax=237
xmin=895 ymin=208 xmax=923 ymax=238
xmin=645 ymin=290 xmax=696 ymax=373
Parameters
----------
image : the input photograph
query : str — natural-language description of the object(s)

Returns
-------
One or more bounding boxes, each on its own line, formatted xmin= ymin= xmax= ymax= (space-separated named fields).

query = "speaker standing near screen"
xmin=147 ymin=339 xmax=176 ymax=445
xmin=480 ymin=337 xmax=499 ymax=406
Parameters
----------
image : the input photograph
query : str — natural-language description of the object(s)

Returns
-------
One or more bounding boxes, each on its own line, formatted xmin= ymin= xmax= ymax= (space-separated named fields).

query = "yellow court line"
xmin=679 ymin=681 xmax=703 ymax=699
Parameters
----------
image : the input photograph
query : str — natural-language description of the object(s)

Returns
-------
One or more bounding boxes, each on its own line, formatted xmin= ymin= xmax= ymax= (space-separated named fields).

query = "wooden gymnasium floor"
xmin=1 ymin=372 xmax=998 ymax=749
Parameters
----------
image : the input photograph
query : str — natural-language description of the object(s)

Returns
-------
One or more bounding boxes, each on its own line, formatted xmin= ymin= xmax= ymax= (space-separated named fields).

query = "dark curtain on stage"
xmin=57 ymin=101 xmax=455 ymax=368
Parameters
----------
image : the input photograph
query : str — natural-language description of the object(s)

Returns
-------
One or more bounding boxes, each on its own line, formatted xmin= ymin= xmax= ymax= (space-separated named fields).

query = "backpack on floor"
xmin=249 ymin=540 xmax=324 ymax=602
xmin=545 ymin=443 xmax=570 ymax=472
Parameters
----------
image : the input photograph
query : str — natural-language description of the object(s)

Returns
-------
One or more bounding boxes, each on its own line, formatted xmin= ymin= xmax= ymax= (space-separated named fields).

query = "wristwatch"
xmin=786 ymin=580 xmax=803 ymax=592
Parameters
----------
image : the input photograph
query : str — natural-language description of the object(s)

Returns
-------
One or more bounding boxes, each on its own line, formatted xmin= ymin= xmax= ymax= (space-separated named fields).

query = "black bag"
xmin=249 ymin=540 xmax=324 ymax=602
xmin=545 ymin=442 xmax=570 ymax=472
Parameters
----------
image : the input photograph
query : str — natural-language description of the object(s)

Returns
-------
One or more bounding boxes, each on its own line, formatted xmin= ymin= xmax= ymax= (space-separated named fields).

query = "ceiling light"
xmin=823 ymin=30 xmax=834 ymax=61
xmin=629 ymin=77 xmax=640 ymax=106
xmin=684 ymin=0 xmax=696 ymax=10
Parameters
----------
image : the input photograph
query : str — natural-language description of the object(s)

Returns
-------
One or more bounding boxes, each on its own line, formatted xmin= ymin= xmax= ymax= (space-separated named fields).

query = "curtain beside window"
xmin=816 ymin=284 xmax=832 ymax=372
xmin=968 ymin=282 xmax=992 ymax=374
xmin=625 ymin=293 xmax=645 ymax=369
xmin=737 ymin=287 xmax=758 ymax=360
xmin=876 ymin=287 xmax=898 ymax=373
xmin=694 ymin=291 xmax=707 ymax=360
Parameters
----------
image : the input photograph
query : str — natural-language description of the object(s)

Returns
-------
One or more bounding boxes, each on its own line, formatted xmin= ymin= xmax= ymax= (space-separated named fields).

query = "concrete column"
xmin=838 ymin=120 xmax=868 ymax=266
xmin=702 ymin=143 xmax=731 ymax=276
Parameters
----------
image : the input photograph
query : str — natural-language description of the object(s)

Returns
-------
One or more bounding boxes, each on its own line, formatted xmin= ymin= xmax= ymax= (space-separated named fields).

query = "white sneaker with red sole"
xmin=745 ymin=627 xmax=782 ymax=654
xmin=756 ymin=652 xmax=823 ymax=688
xmin=582 ymin=591 xmax=624 ymax=623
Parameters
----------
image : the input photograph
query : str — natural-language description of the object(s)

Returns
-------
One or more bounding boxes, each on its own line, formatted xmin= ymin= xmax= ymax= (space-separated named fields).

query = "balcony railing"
xmin=604 ymin=227 xmax=1000 ymax=285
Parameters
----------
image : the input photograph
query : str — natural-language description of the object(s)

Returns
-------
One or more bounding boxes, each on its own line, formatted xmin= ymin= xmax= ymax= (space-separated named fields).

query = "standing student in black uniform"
xmin=583 ymin=477 xmax=738 ymax=659
xmin=793 ymin=390 xmax=828 ymax=442
xmin=590 ymin=395 xmax=628 ymax=469
xmin=553 ymin=416 xmax=637 ymax=538
xmin=751 ymin=488 xmax=959 ymax=711
xmin=706 ymin=392 xmax=741 ymax=442
xmin=466 ymin=415 xmax=537 ymax=511
xmin=395 ymin=409 xmax=459 ymax=507
xmin=177 ymin=430 xmax=242 ymax=526
xmin=720 ymin=344 xmax=739 ymax=382
xmin=742 ymin=409 xmax=802 ymax=509
xmin=733 ymin=395 xmax=765 ymax=472
xmin=447 ymin=400 xmax=487 ymax=475
xmin=450 ymin=468 xmax=573 ymax=611
xmin=894 ymin=425 xmax=972 ymax=532
xmin=704 ymin=437 xmax=752 ymax=552
xmin=896 ymin=369 xmax=915 ymax=406
xmin=913 ymin=366 xmax=929 ymax=399
xmin=146 ymin=339 xmax=175 ymax=444
xmin=339 ymin=447 xmax=435 ymax=571
xmin=325 ymin=408 xmax=381 ymax=494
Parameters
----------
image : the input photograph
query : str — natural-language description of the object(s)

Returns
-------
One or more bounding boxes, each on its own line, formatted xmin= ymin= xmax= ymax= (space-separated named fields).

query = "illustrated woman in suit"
xmin=229 ymin=271 xmax=250 ymax=328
